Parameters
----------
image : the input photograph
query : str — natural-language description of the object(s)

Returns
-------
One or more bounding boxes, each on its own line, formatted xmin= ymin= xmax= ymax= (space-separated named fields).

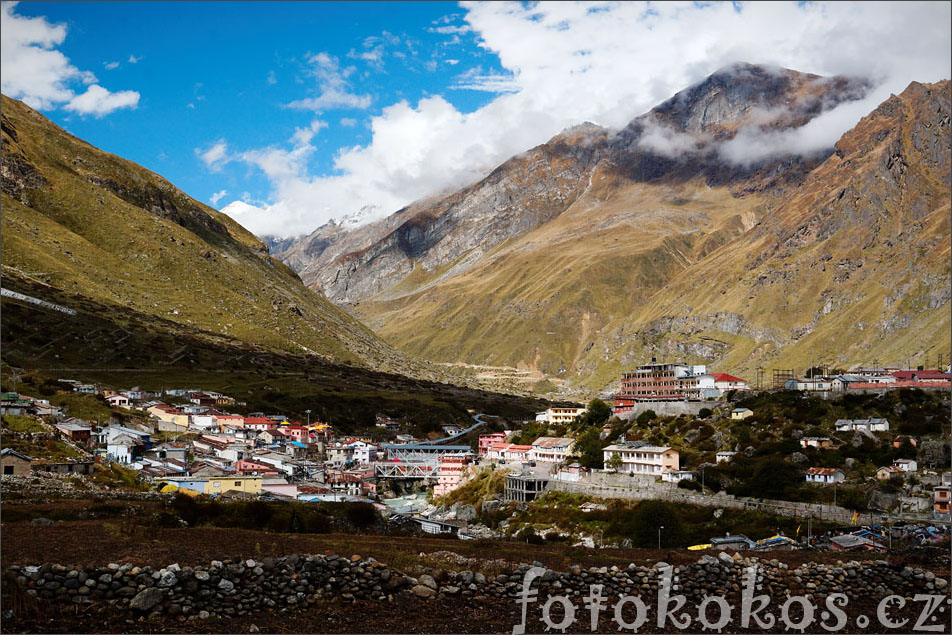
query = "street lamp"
xmin=658 ymin=525 xmax=664 ymax=550
xmin=305 ymin=409 xmax=311 ymax=426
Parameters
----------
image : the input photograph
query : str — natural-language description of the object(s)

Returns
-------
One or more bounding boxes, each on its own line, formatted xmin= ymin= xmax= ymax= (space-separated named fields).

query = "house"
xmin=933 ymin=486 xmax=950 ymax=517
xmin=215 ymin=414 xmax=245 ymax=431
xmin=261 ymin=478 xmax=298 ymax=499
xmin=804 ymin=467 xmax=845 ymax=484
xmin=204 ymin=475 xmax=262 ymax=496
xmin=106 ymin=394 xmax=130 ymax=408
xmin=716 ymin=451 xmax=736 ymax=463
xmin=530 ymin=437 xmax=575 ymax=463
xmin=162 ymin=477 xmax=209 ymax=495
xmin=107 ymin=433 xmax=145 ymax=464
xmin=144 ymin=443 xmax=188 ymax=464
xmin=712 ymin=373 xmax=750 ymax=392
xmin=103 ymin=424 xmax=152 ymax=448
xmin=800 ymin=437 xmax=833 ymax=449
xmin=441 ymin=424 xmax=462 ymax=436
xmin=710 ymin=534 xmax=756 ymax=551
xmin=243 ymin=417 xmax=277 ymax=432
xmin=876 ymin=466 xmax=905 ymax=481
xmin=55 ymin=419 xmax=92 ymax=445
xmin=146 ymin=404 xmax=189 ymax=428
xmin=892 ymin=436 xmax=917 ymax=448
xmin=478 ymin=432 xmax=507 ymax=456
xmin=0 ymin=393 xmax=31 ymax=416
xmin=347 ymin=440 xmax=378 ymax=465
xmin=235 ymin=458 xmax=280 ymax=476
xmin=32 ymin=461 xmax=95 ymax=475
xmin=785 ymin=377 xmax=837 ymax=391
xmin=893 ymin=458 xmax=917 ymax=472
xmin=661 ymin=469 xmax=695 ymax=483
xmin=487 ymin=443 xmax=533 ymax=462
xmin=1 ymin=448 xmax=34 ymax=475
xmin=325 ymin=443 xmax=355 ymax=465
xmin=539 ymin=407 xmax=587 ymax=425
xmin=730 ymin=408 xmax=753 ymax=421
xmin=834 ymin=418 xmax=889 ymax=432
xmin=602 ymin=442 xmax=679 ymax=476
xmin=830 ymin=534 xmax=886 ymax=552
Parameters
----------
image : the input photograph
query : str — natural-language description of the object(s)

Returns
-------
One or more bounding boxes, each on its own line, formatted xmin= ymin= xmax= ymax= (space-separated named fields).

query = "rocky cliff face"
xmin=268 ymin=67 xmax=949 ymax=394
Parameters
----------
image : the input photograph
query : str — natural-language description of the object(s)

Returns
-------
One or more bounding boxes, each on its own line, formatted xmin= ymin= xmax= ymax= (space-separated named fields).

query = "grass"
xmin=1 ymin=414 xmax=48 ymax=433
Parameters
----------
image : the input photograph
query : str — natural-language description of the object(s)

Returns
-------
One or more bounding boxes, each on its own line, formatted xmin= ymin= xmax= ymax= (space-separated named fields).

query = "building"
xmin=893 ymin=458 xmax=917 ymax=472
xmin=55 ymin=419 xmax=92 ymax=445
xmin=204 ymin=475 xmax=262 ymax=496
xmin=715 ymin=451 xmax=736 ymax=463
xmin=834 ymin=418 xmax=889 ymax=432
xmin=613 ymin=362 xmax=709 ymax=411
xmin=432 ymin=455 xmax=472 ymax=497
xmin=709 ymin=534 xmax=756 ymax=550
xmin=830 ymin=534 xmax=886 ymax=552
xmin=1 ymin=448 xmax=34 ymax=475
xmin=106 ymin=394 xmax=130 ymax=408
xmin=32 ymin=461 xmax=95 ymax=476
xmin=800 ymin=437 xmax=833 ymax=449
xmin=730 ymin=408 xmax=753 ymax=421
xmin=107 ymin=433 xmax=145 ymax=464
xmin=540 ymin=407 xmax=587 ymax=425
xmin=146 ymin=404 xmax=189 ymax=428
xmin=530 ymin=437 xmax=575 ymax=463
xmin=661 ymin=469 xmax=694 ymax=483
xmin=805 ymin=467 xmax=845 ymax=484
xmin=933 ymin=486 xmax=950 ymax=517
xmin=712 ymin=373 xmax=749 ymax=392
xmin=891 ymin=370 xmax=951 ymax=383
xmin=487 ymin=443 xmax=532 ymax=462
xmin=504 ymin=472 xmax=549 ymax=502
xmin=478 ymin=432 xmax=507 ymax=456
xmin=602 ymin=441 xmax=679 ymax=476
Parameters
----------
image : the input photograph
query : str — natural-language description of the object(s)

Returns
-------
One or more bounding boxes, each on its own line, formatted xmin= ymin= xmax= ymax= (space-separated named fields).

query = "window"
xmin=4 ymin=465 xmax=13 ymax=475
xmin=235 ymin=481 xmax=241 ymax=486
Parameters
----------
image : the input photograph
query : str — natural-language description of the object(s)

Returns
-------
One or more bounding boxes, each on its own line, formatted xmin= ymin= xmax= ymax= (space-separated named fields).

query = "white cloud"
xmin=128 ymin=54 xmax=141 ymax=64
xmin=209 ymin=189 xmax=228 ymax=206
xmin=286 ymin=52 xmax=371 ymax=112
xmin=0 ymin=2 xmax=139 ymax=114
xmin=196 ymin=140 xmax=230 ymax=171
xmin=221 ymin=1 xmax=951 ymax=238
xmin=64 ymin=84 xmax=139 ymax=117
xmin=340 ymin=117 xmax=358 ymax=127
xmin=266 ymin=70 xmax=277 ymax=85
xmin=104 ymin=61 xmax=119 ymax=70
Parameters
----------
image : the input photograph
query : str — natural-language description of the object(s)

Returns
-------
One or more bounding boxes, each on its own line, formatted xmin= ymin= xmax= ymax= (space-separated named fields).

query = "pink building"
xmin=432 ymin=455 xmax=472 ymax=497
xmin=235 ymin=459 xmax=280 ymax=475
xmin=478 ymin=432 xmax=507 ymax=456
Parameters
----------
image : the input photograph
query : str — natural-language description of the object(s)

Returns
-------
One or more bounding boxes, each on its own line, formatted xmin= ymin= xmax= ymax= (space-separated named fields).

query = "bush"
xmin=515 ymin=526 xmax=544 ymax=544
xmin=635 ymin=410 xmax=657 ymax=426
xmin=678 ymin=479 xmax=702 ymax=492
xmin=345 ymin=502 xmax=378 ymax=528
xmin=698 ymin=408 xmax=713 ymax=419
xmin=609 ymin=500 xmax=685 ymax=548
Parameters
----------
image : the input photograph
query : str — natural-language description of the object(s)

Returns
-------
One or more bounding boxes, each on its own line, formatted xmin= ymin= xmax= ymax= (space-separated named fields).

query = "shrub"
xmin=678 ymin=479 xmax=702 ymax=492
xmin=345 ymin=502 xmax=378 ymax=528
xmin=698 ymin=408 xmax=713 ymax=419
xmin=635 ymin=410 xmax=657 ymax=426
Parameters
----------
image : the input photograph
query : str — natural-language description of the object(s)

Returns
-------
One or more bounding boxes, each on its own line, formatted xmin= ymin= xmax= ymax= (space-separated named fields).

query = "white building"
xmin=602 ymin=442 xmax=679 ymax=476
xmin=712 ymin=373 xmax=750 ymax=392
xmin=530 ymin=437 xmax=575 ymax=463
xmin=834 ymin=418 xmax=890 ymax=432
xmin=715 ymin=451 xmax=736 ymax=463
xmin=730 ymin=408 xmax=753 ymax=421
xmin=347 ymin=441 xmax=378 ymax=465
xmin=541 ymin=407 xmax=587 ymax=425
xmin=661 ymin=469 xmax=694 ymax=483
xmin=805 ymin=467 xmax=845 ymax=484
xmin=106 ymin=394 xmax=129 ymax=408
xmin=893 ymin=459 xmax=917 ymax=472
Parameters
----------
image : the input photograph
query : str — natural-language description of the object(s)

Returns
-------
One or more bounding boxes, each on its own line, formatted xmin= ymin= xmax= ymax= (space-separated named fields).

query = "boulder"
xmin=129 ymin=588 xmax=165 ymax=612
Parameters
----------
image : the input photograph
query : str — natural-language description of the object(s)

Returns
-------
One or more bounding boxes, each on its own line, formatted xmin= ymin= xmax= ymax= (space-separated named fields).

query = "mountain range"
xmin=270 ymin=63 xmax=951 ymax=395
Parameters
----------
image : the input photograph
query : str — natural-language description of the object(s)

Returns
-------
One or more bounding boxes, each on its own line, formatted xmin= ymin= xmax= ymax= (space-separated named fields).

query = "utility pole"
xmin=658 ymin=525 xmax=664 ymax=550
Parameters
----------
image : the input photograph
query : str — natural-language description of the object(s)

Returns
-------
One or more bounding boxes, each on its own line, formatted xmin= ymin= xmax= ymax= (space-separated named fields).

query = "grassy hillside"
xmin=0 ymin=94 xmax=411 ymax=372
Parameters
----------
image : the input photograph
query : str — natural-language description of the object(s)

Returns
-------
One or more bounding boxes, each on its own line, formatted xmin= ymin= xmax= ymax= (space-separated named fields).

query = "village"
xmin=2 ymin=359 xmax=951 ymax=555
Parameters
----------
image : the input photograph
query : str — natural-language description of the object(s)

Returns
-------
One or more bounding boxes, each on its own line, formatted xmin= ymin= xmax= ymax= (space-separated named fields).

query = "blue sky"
xmin=3 ymin=1 xmax=950 ymax=237
xmin=4 ymin=1 xmax=503 ymax=217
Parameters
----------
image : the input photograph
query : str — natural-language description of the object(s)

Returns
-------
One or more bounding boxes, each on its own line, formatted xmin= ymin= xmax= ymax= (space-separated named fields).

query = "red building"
xmin=478 ymin=432 xmax=507 ymax=456
xmin=613 ymin=361 xmax=706 ymax=412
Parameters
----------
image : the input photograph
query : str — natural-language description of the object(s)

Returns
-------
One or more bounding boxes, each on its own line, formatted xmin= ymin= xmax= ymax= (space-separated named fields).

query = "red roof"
xmin=713 ymin=373 xmax=747 ymax=383
xmin=243 ymin=417 xmax=273 ymax=426
xmin=892 ymin=370 xmax=951 ymax=381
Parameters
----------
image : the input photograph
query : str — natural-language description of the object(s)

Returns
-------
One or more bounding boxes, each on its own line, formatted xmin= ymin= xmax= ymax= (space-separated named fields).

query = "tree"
xmin=698 ymin=407 xmax=713 ymax=419
xmin=573 ymin=428 xmax=605 ymax=470
xmin=606 ymin=453 xmax=623 ymax=473
xmin=610 ymin=500 xmax=685 ymax=548
xmin=578 ymin=399 xmax=612 ymax=427
xmin=635 ymin=410 xmax=657 ymax=426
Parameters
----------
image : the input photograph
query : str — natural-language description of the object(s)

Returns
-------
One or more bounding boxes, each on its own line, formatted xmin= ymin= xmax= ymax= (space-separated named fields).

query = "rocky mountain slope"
xmin=272 ymin=67 xmax=949 ymax=394
xmin=0 ymin=94 xmax=412 ymax=373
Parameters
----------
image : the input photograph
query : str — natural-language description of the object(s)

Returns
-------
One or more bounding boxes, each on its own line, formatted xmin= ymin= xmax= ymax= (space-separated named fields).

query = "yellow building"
xmin=204 ymin=475 xmax=262 ymax=496
xmin=146 ymin=404 xmax=190 ymax=428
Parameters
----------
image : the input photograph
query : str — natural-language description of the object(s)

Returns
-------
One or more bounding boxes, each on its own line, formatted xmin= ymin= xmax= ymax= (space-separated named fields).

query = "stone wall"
xmin=617 ymin=401 xmax=711 ymax=419
xmin=8 ymin=552 xmax=948 ymax=623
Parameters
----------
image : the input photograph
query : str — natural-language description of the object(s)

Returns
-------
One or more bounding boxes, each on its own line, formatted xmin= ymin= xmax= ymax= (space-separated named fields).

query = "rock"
xmin=718 ymin=552 xmax=734 ymax=565
xmin=249 ymin=625 xmax=260 ymax=633
xmin=218 ymin=579 xmax=235 ymax=593
xmin=443 ymin=586 xmax=460 ymax=595
xmin=844 ymin=458 xmax=857 ymax=469
xmin=30 ymin=518 xmax=54 ymax=527
xmin=411 ymin=585 xmax=435 ymax=598
xmin=789 ymin=452 xmax=809 ymax=466
xmin=194 ymin=570 xmax=210 ymax=582
xmin=129 ymin=588 xmax=164 ymax=612
xmin=455 ymin=505 xmax=477 ymax=522
xmin=481 ymin=500 xmax=500 ymax=514
xmin=156 ymin=571 xmax=177 ymax=588
xmin=418 ymin=575 xmax=437 ymax=590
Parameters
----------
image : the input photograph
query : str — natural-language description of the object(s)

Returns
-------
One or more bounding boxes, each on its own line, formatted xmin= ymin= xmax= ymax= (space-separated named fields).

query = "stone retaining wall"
xmin=9 ymin=553 xmax=948 ymax=623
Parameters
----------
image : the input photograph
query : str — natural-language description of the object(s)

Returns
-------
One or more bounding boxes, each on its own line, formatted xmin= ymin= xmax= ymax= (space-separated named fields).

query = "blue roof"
xmin=289 ymin=441 xmax=307 ymax=448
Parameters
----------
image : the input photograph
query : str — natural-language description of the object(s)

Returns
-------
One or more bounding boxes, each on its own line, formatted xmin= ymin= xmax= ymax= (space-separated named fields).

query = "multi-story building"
xmin=432 ymin=455 xmax=472 ymax=497
xmin=530 ymin=437 xmax=575 ymax=463
xmin=602 ymin=441 xmax=679 ymax=476
xmin=613 ymin=361 xmax=710 ymax=412
xmin=539 ymin=407 xmax=587 ymax=425
xmin=478 ymin=432 xmax=507 ymax=456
